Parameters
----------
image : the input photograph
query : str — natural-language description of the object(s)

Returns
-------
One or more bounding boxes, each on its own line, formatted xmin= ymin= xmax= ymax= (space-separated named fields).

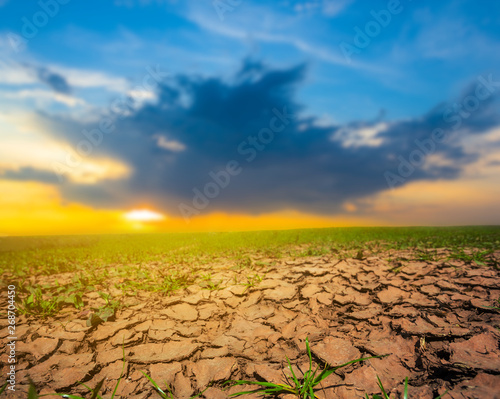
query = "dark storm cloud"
xmin=36 ymin=66 xmax=72 ymax=95
xmin=13 ymin=60 xmax=500 ymax=217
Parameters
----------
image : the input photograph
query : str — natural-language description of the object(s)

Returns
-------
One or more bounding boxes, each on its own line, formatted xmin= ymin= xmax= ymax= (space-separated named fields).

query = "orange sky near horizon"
xmin=2 ymin=2 xmax=500 ymax=237
xmin=1 ymin=171 xmax=499 ymax=236
xmin=0 ymin=179 xmax=374 ymax=236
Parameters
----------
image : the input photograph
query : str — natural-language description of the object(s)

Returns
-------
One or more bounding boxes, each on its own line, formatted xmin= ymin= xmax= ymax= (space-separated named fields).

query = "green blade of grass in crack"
xmin=229 ymin=337 xmax=388 ymax=398
xmin=164 ymin=384 xmax=175 ymax=399
xmin=286 ymin=355 xmax=300 ymax=388
xmin=28 ymin=379 xmax=38 ymax=399
xmin=0 ymin=381 xmax=8 ymax=395
xmin=311 ymin=363 xmax=329 ymax=388
xmin=309 ymin=364 xmax=321 ymax=385
xmin=280 ymin=362 xmax=295 ymax=388
xmin=89 ymin=379 xmax=105 ymax=399
xmin=229 ymin=387 xmax=292 ymax=397
xmin=313 ymin=355 xmax=383 ymax=385
xmin=228 ymin=380 xmax=293 ymax=389
xmin=306 ymin=337 xmax=313 ymax=373
xmin=229 ymin=389 xmax=274 ymax=397
xmin=143 ymin=371 xmax=211 ymax=399
xmin=301 ymin=337 xmax=320 ymax=395
xmin=141 ymin=372 xmax=170 ymax=398
xmin=43 ymin=375 xmax=106 ymax=399
xmin=110 ymin=343 xmax=127 ymax=399
xmin=307 ymin=384 xmax=316 ymax=399
xmin=189 ymin=386 xmax=211 ymax=399
xmin=366 ymin=376 xmax=448 ymax=399
xmin=300 ymin=364 xmax=320 ymax=396
xmin=226 ymin=380 xmax=296 ymax=397
xmin=229 ymin=389 xmax=272 ymax=397
xmin=110 ymin=373 xmax=122 ymax=398
xmin=376 ymin=376 xmax=389 ymax=399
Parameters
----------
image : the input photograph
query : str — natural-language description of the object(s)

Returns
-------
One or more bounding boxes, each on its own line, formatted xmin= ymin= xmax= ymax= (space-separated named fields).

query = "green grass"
xmin=86 ymin=292 xmax=122 ymax=327
xmin=141 ymin=372 xmax=208 ymax=398
xmin=240 ymin=273 xmax=264 ymax=292
xmin=0 ymin=374 xmax=450 ymax=399
xmin=368 ymin=376 xmax=447 ymax=399
xmin=483 ymin=298 xmax=500 ymax=312
xmin=0 ymin=346 xmax=450 ymax=399
xmin=2 ymin=226 xmax=499 ymax=277
xmin=1 ymin=226 xmax=498 ymax=318
xmin=18 ymin=287 xmax=61 ymax=318
xmin=0 ymin=227 xmax=485 ymax=396
xmin=226 ymin=337 xmax=382 ymax=398
xmin=0 ymin=382 xmax=7 ymax=395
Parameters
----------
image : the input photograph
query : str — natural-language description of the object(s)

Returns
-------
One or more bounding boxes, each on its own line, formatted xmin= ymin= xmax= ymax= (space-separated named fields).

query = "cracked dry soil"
xmin=1 ymin=250 xmax=500 ymax=398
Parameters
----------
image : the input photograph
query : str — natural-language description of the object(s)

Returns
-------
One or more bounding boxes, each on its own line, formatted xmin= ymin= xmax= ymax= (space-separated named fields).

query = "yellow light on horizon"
xmin=124 ymin=209 xmax=165 ymax=222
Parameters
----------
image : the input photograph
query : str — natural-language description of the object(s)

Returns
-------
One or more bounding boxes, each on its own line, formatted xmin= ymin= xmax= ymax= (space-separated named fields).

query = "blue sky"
xmin=1 ymin=0 xmax=500 ymax=230
xmin=3 ymin=0 xmax=499 ymax=121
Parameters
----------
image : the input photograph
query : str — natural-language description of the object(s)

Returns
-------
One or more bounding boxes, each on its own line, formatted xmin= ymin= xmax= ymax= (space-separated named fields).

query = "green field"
xmin=1 ymin=226 xmax=499 ymax=318
xmin=1 ymin=226 xmax=499 ymax=397
xmin=1 ymin=226 xmax=499 ymax=274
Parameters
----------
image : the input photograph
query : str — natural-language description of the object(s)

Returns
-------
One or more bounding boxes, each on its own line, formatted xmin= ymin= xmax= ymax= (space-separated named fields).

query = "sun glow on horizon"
xmin=124 ymin=209 xmax=166 ymax=222
xmin=1 ymin=175 xmax=500 ymax=236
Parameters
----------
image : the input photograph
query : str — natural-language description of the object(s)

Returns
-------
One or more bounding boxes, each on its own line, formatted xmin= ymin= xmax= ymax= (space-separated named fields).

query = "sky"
xmin=0 ymin=0 xmax=500 ymax=235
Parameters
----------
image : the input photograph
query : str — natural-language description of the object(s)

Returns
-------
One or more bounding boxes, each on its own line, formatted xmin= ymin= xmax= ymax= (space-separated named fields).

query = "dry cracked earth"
xmin=1 ymin=250 xmax=500 ymax=398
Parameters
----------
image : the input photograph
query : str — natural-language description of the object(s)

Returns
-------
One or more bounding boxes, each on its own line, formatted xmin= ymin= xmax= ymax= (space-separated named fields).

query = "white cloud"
xmin=186 ymin=6 xmax=392 ymax=74
xmin=293 ymin=0 xmax=354 ymax=17
xmin=188 ymin=9 xmax=351 ymax=65
xmin=332 ymin=122 xmax=387 ymax=148
xmin=154 ymin=134 xmax=186 ymax=152
xmin=454 ymin=126 xmax=500 ymax=178
xmin=2 ymin=89 xmax=87 ymax=108
xmin=0 ymin=59 xmax=37 ymax=85
xmin=321 ymin=0 xmax=354 ymax=16
xmin=0 ymin=58 xmax=129 ymax=93
xmin=0 ymin=112 xmax=131 ymax=184
xmin=50 ymin=66 xmax=129 ymax=93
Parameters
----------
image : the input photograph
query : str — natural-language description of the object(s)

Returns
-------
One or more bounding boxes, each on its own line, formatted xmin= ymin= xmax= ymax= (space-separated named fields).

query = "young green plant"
xmin=227 ymin=337 xmax=381 ymax=398
xmin=141 ymin=372 xmax=208 ymax=399
xmin=367 ymin=376 xmax=447 ymax=399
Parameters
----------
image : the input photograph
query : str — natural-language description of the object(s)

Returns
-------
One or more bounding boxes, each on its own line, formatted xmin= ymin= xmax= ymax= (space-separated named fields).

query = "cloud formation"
xmin=7 ymin=60 xmax=500 ymax=218
xmin=36 ymin=66 xmax=72 ymax=95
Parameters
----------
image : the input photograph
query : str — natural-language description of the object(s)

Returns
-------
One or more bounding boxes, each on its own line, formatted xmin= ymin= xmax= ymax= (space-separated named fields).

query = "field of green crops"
xmin=0 ymin=226 xmax=499 ymax=398
xmin=1 ymin=226 xmax=499 ymax=318
xmin=1 ymin=226 xmax=500 ymax=275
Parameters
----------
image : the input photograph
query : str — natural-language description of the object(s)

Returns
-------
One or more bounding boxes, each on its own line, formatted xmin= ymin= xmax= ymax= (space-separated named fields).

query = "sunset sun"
xmin=124 ymin=209 xmax=165 ymax=222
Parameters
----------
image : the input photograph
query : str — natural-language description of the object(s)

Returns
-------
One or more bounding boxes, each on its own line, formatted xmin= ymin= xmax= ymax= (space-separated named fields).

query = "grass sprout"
xmin=226 ymin=337 xmax=381 ymax=398
xmin=141 ymin=371 xmax=208 ymax=399
xmin=0 ymin=382 xmax=8 ymax=395
xmin=367 ymin=376 xmax=448 ymax=399
xmin=483 ymin=298 xmax=500 ymax=312
xmin=240 ymin=273 xmax=264 ymax=292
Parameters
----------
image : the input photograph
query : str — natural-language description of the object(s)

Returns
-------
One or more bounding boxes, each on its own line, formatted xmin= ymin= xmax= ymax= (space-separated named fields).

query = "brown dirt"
xmin=1 ymin=251 xmax=500 ymax=398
